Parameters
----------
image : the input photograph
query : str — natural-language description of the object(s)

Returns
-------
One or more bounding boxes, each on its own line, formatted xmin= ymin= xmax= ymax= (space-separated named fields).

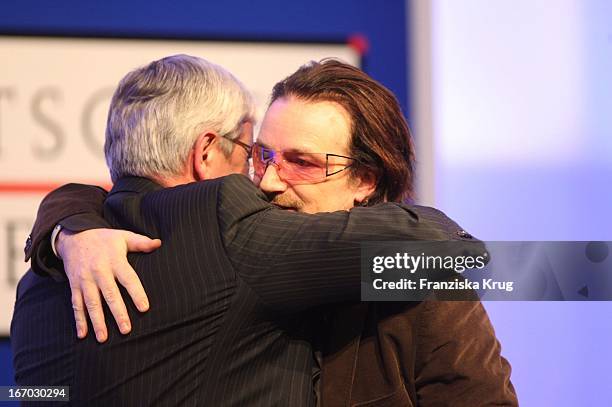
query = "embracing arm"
xmin=26 ymin=183 xmax=160 ymax=342
xmin=27 ymin=175 xmax=480 ymax=341
xmin=27 ymin=183 xmax=110 ymax=277
xmin=218 ymin=175 xmax=474 ymax=314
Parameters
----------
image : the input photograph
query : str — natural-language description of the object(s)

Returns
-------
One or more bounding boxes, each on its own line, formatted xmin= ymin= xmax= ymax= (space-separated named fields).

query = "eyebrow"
xmin=254 ymin=140 xmax=314 ymax=155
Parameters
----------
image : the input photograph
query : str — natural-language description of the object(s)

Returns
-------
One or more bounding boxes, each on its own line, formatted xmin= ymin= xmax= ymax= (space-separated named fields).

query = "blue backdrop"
xmin=0 ymin=0 xmax=409 ymax=114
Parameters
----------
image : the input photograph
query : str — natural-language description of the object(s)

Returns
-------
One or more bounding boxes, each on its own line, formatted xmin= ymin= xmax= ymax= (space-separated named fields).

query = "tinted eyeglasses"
xmin=252 ymin=143 xmax=357 ymax=184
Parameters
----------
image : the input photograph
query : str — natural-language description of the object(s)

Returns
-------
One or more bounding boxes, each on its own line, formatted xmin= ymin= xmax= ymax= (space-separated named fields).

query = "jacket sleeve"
xmin=26 ymin=183 xmax=110 ymax=280
xmin=414 ymin=300 xmax=518 ymax=406
xmin=217 ymin=174 xmax=478 ymax=314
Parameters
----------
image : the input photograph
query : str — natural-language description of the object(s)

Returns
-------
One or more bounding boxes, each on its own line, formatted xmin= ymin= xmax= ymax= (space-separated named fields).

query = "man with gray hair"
xmin=12 ymin=54 xmax=477 ymax=405
xmin=105 ymin=53 xmax=256 ymax=185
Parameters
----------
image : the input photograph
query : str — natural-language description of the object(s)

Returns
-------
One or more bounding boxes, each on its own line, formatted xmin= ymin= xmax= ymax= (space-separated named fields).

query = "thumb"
xmin=123 ymin=231 xmax=162 ymax=253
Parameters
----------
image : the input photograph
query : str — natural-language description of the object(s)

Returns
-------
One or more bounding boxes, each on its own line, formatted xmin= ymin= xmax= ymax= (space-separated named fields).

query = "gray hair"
xmin=104 ymin=54 xmax=255 ymax=182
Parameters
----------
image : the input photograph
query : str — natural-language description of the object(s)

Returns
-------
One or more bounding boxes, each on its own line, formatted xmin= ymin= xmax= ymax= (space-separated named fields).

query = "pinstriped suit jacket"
xmin=12 ymin=174 xmax=464 ymax=406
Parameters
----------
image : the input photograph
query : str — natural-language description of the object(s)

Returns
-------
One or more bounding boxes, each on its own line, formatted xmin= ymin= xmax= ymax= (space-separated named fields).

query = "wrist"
xmin=51 ymin=224 xmax=64 ymax=260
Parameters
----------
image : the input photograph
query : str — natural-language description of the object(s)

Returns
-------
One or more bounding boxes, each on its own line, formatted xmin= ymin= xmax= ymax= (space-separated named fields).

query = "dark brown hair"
xmin=270 ymin=59 xmax=414 ymax=204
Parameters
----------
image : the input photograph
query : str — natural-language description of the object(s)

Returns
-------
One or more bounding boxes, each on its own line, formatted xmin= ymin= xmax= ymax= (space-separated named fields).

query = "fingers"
xmin=115 ymin=259 xmax=150 ymax=313
xmin=81 ymin=280 xmax=108 ymax=343
xmin=124 ymin=231 xmax=162 ymax=253
xmin=93 ymin=269 xmax=132 ymax=336
xmin=61 ymin=228 xmax=158 ymax=343
xmin=70 ymin=288 xmax=88 ymax=339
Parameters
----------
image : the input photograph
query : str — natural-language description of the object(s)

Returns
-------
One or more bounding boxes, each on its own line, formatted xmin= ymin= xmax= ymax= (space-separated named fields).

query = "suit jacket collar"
xmin=109 ymin=176 xmax=164 ymax=196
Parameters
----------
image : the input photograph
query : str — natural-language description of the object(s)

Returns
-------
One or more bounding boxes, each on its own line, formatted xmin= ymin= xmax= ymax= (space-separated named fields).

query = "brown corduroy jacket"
xmin=319 ymin=301 xmax=518 ymax=407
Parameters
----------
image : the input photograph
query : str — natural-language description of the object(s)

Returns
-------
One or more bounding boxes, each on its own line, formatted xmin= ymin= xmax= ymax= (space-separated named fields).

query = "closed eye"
xmin=284 ymin=153 xmax=322 ymax=168
xmin=290 ymin=158 xmax=316 ymax=167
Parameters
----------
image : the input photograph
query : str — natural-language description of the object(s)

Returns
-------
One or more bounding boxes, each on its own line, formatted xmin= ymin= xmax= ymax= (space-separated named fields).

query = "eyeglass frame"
xmin=222 ymin=135 xmax=253 ymax=160
xmin=252 ymin=143 xmax=358 ymax=182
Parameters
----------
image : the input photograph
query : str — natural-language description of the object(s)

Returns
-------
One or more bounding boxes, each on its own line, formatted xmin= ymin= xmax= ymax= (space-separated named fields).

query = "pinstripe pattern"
xmin=12 ymin=174 xmax=468 ymax=406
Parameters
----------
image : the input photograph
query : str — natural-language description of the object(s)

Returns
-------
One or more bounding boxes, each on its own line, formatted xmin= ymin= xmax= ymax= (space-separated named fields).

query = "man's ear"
xmin=353 ymin=171 xmax=377 ymax=205
xmin=192 ymin=132 xmax=216 ymax=181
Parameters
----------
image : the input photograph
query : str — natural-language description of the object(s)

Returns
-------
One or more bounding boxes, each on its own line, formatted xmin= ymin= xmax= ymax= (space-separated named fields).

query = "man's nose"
xmin=259 ymin=162 xmax=288 ymax=194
